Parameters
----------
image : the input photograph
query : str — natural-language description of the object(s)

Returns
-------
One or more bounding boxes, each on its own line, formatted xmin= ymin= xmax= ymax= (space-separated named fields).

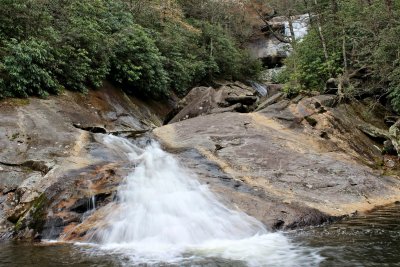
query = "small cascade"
xmin=249 ymin=81 xmax=268 ymax=97
xmin=85 ymin=135 xmax=321 ymax=266
xmin=87 ymin=181 xmax=96 ymax=211
xmin=284 ymin=14 xmax=310 ymax=40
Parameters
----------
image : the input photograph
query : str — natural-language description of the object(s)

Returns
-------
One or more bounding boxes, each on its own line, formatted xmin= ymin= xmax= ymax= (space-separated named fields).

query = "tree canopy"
xmin=0 ymin=0 xmax=261 ymax=99
xmin=269 ymin=0 xmax=400 ymax=112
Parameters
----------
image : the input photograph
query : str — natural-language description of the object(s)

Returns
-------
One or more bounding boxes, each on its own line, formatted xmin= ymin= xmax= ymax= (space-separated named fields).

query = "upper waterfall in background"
xmin=248 ymin=14 xmax=310 ymax=63
xmin=284 ymin=14 xmax=310 ymax=41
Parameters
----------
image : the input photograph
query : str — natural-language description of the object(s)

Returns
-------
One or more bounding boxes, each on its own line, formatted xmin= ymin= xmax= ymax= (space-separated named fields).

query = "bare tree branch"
xmin=252 ymin=6 xmax=291 ymax=44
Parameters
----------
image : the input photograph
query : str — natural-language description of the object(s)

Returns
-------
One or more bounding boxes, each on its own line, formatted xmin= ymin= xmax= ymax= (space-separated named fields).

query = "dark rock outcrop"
xmin=255 ymin=92 xmax=284 ymax=111
xmin=165 ymin=82 xmax=259 ymax=124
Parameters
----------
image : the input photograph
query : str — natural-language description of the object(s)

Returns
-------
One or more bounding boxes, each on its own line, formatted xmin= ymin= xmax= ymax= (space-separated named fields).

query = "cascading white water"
xmin=249 ymin=81 xmax=268 ymax=97
xmin=284 ymin=14 xmax=310 ymax=40
xmin=93 ymin=135 xmax=322 ymax=266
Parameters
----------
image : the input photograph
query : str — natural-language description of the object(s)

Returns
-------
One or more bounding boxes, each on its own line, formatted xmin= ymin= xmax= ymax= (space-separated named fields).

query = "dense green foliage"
xmin=0 ymin=0 xmax=261 ymax=98
xmin=277 ymin=0 xmax=400 ymax=111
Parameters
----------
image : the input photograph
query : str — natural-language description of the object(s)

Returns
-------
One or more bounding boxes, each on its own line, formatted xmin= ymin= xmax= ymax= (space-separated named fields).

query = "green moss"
xmin=28 ymin=193 xmax=48 ymax=231
xmin=304 ymin=116 xmax=318 ymax=127
xmin=13 ymin=193 xmax=48 ymax=233
xmin=10 ymin=132 xmax=20 ymax=141
xmin=8 ymin=98 xmax=30 ymax=106
xmin=14 ymin=215 xmax=25 ymax=232
xmin=372 ymin=159 xmax=385 ymax=170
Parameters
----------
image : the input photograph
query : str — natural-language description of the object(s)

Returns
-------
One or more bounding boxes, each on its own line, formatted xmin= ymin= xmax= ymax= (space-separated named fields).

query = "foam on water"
xmin=90 ymin=135 xmax=322 ymax=266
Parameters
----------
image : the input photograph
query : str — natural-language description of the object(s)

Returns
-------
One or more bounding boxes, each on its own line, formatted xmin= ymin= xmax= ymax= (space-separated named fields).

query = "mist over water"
xmin=89 ymin=135 xmax=321 ymax=266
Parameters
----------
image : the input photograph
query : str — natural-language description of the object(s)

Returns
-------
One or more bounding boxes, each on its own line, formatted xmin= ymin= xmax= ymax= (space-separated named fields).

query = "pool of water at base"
xmin=0 ymin=203 xmax=399 ymax=267
xmin=293 ymin=203 xmax=400 ymax=267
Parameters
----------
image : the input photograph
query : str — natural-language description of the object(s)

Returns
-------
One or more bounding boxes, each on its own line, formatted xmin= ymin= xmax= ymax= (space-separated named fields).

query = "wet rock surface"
xmin=1 ymin=82 xmax=400 ymax=240
xmin=154 ymin=96 xmax=400 ymax=229
xmin=0 ymin=83 xmax=167 ymax=240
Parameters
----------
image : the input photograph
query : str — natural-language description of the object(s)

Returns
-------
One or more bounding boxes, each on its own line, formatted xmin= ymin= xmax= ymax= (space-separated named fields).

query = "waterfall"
xmin=249 ymin=81 xmax=268 ymax=97
xmin=87 ymin=180 xmax=96 ymax=211
xmin=90 ymin=135 xmax=321 ymax=266
xmin=284 ymin=14 xmax=310 ymax=40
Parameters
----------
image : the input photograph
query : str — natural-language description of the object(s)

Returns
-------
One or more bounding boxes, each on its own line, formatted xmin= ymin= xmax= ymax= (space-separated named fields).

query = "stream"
xmin=0 ymin=136 xmax=399 ymax=266
xmin=1 ymin=204 xmax=399 ymax=266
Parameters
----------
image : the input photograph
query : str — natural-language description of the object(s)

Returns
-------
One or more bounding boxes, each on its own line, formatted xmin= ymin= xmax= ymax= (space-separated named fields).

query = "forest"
xmin=1 ymin=0 xmax=400 ymax=113
xmin=0 ymin=0 xmax=261 ymax=99
xmin=271 ymin=0 xmax=400 ymax=112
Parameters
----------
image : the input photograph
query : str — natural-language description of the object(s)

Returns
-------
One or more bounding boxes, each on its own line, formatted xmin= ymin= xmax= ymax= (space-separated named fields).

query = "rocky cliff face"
xmin=248 ymin=14 xmax=309 ymax=69
xmin=0 ymin=82 xmax=400 ymax=240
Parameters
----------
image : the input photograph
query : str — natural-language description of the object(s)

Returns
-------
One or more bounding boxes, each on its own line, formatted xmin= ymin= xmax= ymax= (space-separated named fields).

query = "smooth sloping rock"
xmin=154 ymin=107 xmax=400 ymax=229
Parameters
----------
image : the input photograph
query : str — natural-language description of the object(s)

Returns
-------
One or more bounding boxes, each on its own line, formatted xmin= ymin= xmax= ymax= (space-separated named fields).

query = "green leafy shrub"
xmin=110 ymin=26 xmax=169 ymax=97
xmin=194 ymin=21 xmax=261 ymax=82
xmin=154 ymin=23 xmax=204 ymax=95
xmin=280 ymin=0 xmax=400 ymax=114
xmin=0 ymin=0 xmax=261 ymax=99
xmin=0 ymin=38 xmax=60 ymax=98
xmin=283 ymin=30 xmax=342 ymax=95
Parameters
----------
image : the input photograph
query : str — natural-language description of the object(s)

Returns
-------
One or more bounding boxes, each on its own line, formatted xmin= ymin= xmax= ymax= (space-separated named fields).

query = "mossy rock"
xmin=305 ymin=116 xmax=318 ymax=127
xmin=14 ymin=193 xmax=48 ymax=235
xmin=5 ymin=98 xmax=30 ymax=107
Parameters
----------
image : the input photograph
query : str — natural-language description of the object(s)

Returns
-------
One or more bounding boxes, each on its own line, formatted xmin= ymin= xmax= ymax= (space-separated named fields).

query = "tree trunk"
xmin=342 ymin=28 xmax=348 ymax=72
xmin=288 ymin=10 xmax=296 ymax=43
xmin=252 ymin=4 xmax=291 ymax=43
xmin=313 ymin=0 xmax=329 ymax=61
xmin=385 ymin=0 xmax=393 ymax=16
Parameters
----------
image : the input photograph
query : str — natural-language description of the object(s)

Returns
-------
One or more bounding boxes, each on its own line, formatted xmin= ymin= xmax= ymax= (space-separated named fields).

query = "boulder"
xmin=211 ymin=103 xmax=243 ymax=114
xmin=256 ymin=92 xmax=284 ymax=111
xmin=358 ymin=124 xmax=389 ymax=141
xmin=389 ymin=120 xmax=400 ymax=155
xmin=325 ymin=78 xmax=338 ymax=94
xmin=166 ymin=82 xmax=260 ymax=124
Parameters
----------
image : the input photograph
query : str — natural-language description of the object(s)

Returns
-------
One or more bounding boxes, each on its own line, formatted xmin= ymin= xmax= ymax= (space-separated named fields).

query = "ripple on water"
xmin=292 ymin=203 xmax=400 ymax=267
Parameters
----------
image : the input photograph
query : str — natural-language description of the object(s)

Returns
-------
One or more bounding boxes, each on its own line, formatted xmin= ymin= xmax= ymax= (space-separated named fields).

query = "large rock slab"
xmin=154 ymin=107 xmax=400 ymax=229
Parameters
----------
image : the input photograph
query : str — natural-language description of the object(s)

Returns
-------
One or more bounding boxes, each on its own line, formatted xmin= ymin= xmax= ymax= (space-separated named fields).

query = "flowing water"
xmin=294 ymin=203 xmax=400 ymax=266
xmin=284 ymin=14 xmax=309 ymax=40
xmin=1 ymin=135 xmax=400 ymax=266
xmin=249 ymin=81 xmax=268 ymax=97
xmin=86 ymin=135 xmax=321 ymax=266
xmin=2 ymin=204 xmax=400 ymax=266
